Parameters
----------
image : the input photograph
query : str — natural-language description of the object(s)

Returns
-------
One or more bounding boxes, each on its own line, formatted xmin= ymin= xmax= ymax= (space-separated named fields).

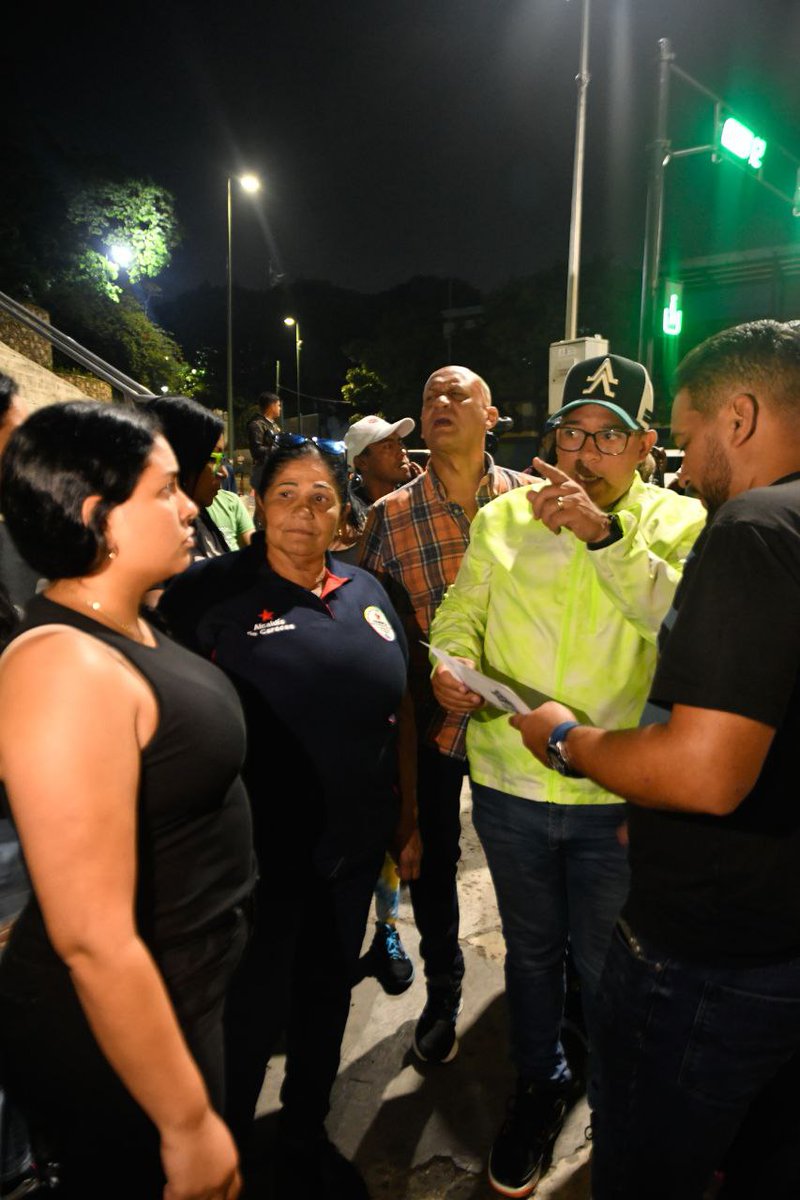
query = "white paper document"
xmin=425 ymin=644 xmax=531 ymax=716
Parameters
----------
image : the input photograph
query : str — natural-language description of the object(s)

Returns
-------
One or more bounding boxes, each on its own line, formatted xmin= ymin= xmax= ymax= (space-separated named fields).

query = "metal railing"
xmin=0 ymin=288 xmax=154 ymax=400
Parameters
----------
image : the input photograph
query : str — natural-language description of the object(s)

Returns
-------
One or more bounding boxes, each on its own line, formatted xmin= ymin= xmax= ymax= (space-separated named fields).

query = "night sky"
xmin=6 ymin=0 xmax=800 ymax=300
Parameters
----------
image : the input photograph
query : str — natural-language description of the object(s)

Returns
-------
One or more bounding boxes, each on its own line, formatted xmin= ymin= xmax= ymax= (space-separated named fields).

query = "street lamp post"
xmin=283 ymin=317 xmax=302 ymax=433
xmin=565 ymin=0 xmax=591 ymax=341
xmin=226 ymin=173 xmax=261 ymax=450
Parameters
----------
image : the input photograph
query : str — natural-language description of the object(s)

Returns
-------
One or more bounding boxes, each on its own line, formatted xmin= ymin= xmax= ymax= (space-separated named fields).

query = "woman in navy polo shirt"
xmin=160 ymin=436 xmax=418 ymax=1199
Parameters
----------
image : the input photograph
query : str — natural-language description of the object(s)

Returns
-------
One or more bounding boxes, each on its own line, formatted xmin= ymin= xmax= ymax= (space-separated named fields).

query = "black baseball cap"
xmin=547 ymin=354 xmax=654 ymax=432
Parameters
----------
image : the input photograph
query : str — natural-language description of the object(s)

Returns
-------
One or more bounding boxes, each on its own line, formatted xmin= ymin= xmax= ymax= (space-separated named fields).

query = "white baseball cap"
xmin=344 ymin=415 xmax=415 ymax=467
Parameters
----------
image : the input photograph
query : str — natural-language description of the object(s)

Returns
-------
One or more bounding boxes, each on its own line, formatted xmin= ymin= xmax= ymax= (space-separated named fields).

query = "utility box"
xmin=548 ymin=335 xmax=609 ymax=415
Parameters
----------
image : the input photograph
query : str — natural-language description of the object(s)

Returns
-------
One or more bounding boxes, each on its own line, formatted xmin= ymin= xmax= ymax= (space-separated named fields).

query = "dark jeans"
xmin=472 ymin=785 xmax=628 ymax=1086
xmin=408 ymin=742 xmax=466 ymax=992
xmin=224 ymin=846 xmax=384 ymax=1147
xmin=592 ymin=921 xmax=800 ymax=1199
xmin=0 ymin=905 xmax=249 ymax=1199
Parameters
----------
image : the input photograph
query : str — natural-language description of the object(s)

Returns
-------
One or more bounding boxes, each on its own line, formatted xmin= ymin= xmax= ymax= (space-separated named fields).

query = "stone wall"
xmin=54 ymin=370 xmax=113 ymax=402
xmin=0 ymin=305 xmax=53 ymax=368
xmin=0 ymin=341 xmax=95 ymax=411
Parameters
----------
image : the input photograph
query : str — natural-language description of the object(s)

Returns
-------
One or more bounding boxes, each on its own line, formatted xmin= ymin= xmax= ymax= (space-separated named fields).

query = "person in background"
xmin=0 ymin=401 xmax=254 ymax=1199
xmin=0 ymin=373 xmax=37 ymax=1196
xmin=344 ymin=414 xmax=417 ymax=994
xmin=208 ymin=488 xmax=255 ymax=551
xmin=359 ymin=366 xmax=528 ymax=1065
xmin=142 ymin=395 xmax=230 ymax=560
xmin=160 ymin=433 xmax=418 ymax=1200
xmin=247 ymin=392 xmax=281 ymax=492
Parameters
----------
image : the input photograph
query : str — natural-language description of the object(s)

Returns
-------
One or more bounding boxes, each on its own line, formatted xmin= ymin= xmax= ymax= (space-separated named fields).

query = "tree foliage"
xmin=341 ymin=365 xmax=387 ymax=417
xmin=66 ymin=181 xmax=180 ymax=301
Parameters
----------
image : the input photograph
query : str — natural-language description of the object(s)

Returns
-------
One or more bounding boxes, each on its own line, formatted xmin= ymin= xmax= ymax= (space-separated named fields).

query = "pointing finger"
xmin=532 ymin=457 xmax=571 ymax=486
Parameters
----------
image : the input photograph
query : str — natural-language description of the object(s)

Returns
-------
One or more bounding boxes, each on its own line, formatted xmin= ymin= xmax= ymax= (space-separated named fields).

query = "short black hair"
xmin=258 ymin=391 xmax=280 ymax=414
xmin=674 ymin=320 xmax=800 ymax=418
xmin=139 ymin=395 xmax=223 ymax=497
xmin=0 ymin=373 xmax=19 ymax=422
xmin=258 ymin=440 xmax=348 ymax=505
xmin=0 ymin=401 xmax=158 ymax=579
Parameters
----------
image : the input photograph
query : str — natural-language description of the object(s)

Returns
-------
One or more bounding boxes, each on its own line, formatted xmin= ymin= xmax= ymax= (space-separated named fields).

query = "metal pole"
xmin=638 ymin=38 xmax=673 ymax=374
xmin=295 ymin=325 xmax=303 ymax=434
xmin=275 ymin=359 xmax=281 ymax=393
xmin=565 ymin=0 xmax=591 ymax=341
xmin=226 ymin=177 xmax=235 ymax=450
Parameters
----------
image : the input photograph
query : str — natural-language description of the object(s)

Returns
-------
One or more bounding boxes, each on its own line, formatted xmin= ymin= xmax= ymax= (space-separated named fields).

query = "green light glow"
xmin=662 ymin=293 xmax=683 ymax=336
xmin=720 ymin=117 xmax=767 ymax=170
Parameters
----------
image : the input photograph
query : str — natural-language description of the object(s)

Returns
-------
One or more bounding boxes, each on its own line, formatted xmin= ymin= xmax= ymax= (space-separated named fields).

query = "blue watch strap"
xmin=549 ymin=720 xmax=581 ymax=745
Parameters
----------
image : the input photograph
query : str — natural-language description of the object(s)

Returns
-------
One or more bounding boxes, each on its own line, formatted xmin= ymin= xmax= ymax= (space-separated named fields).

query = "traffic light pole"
xmin=637 ymin=41 xmax=800 ymax=377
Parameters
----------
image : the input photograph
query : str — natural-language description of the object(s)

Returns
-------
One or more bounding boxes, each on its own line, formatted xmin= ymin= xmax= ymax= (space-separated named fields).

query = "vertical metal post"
xmin=226 ymin=178 xmax=235 ymax=450
xmin=295 ymin=324 xmax=303 ymax=434
xmin=275 ymin=359 xmax=281 ymax=394
xmin=638 ymin=38 xmax=673 ymax=374
xmin=565 ymin=0 xmax=591 ymax=341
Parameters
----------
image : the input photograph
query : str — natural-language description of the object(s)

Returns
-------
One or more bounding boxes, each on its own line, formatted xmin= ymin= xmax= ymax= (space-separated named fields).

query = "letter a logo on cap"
xmin=582 ymin=358 xmax=619 ymax=399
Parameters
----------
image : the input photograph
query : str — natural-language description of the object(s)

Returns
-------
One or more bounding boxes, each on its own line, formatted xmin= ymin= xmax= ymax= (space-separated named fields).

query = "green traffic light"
xmin=720 ymin=117 xmax=767 ymax=170
xmin=663 ymin=292 xmax=683 ymax=336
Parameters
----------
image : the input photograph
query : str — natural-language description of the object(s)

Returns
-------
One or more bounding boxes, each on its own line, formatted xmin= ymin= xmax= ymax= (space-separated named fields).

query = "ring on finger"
xmin=556 ymin=495 xmax=565 ymax=510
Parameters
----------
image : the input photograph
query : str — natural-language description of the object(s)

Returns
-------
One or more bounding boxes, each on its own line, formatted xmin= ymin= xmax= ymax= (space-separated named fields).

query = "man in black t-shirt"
xmin=511 ymin=320 xmax=800 ymax=1199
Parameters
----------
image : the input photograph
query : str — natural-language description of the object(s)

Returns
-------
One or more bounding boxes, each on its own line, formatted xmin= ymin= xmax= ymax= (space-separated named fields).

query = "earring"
xmin=108 ymin=549 xmax=117 ymax=560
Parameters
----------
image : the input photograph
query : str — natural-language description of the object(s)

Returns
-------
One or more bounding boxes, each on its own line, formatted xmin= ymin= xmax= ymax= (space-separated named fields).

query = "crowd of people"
xmin=0 ymin=318 xmax=798 ymax=1200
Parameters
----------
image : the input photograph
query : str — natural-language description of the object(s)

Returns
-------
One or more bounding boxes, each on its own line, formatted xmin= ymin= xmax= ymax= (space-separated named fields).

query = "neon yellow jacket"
xmin=429 ymin=476 xmax=706 ymax=804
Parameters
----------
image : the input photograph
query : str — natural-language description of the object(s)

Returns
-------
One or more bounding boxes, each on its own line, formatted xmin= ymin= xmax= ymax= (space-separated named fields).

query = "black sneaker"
xmin=370 ymin=921 xmax=415 ymax=995
xmin=412 ymin=986 xmax=462 ymax=1063
xmin=487 ymin=1079 xmax=568 ymax=1197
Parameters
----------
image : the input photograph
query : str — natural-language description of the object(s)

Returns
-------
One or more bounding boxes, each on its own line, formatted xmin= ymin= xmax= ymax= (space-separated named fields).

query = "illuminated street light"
xmin=108 ymin=243 xmax=134 ymax=269
xmin=226 ymin=172 xmax=262 ymax=449
xmin=283 ymin=317 xmax=303 ymax=433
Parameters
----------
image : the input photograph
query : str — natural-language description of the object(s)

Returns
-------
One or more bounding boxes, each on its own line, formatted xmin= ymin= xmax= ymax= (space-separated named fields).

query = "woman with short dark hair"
xmin=0 ymin=401 xmax=255 ymax=1199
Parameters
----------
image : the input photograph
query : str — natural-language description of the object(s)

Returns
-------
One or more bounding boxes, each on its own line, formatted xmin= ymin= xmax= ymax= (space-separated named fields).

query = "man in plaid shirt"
xmin=359 ymin=365 xmax=527 ymax=1063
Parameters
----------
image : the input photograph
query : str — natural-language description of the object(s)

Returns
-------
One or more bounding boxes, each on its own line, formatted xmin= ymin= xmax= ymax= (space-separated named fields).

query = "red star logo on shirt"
xmin=260 ymin=610 xmax=274 ymax=621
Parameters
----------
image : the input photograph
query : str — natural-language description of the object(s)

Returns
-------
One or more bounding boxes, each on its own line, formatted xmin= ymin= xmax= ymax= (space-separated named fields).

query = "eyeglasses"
xmin=273 ymin=432 xmax=347 ymax=458
xmin=553 ymin=426 xmax=633 ymax=456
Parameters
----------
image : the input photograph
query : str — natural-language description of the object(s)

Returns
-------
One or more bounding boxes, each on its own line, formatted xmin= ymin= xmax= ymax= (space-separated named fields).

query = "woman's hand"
xmin=161 ymin=1108 xmax=241 ymax=1200
xmin=509 ymin=700 xmax=579 ymax=766
xmin=432 ymin=662 xmax=484 ymax=714
xmin=392 ymin=819 xmax=422 ymax=882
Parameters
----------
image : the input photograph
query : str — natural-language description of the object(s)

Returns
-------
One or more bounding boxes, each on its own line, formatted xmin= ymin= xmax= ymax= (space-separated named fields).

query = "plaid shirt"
xmin=359 ymin=455 xmax=528 ymax=758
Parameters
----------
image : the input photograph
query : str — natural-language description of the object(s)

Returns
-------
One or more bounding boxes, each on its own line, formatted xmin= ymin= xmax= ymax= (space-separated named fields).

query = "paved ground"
xmin=248 ymin=781 xmax=592 ymax=1199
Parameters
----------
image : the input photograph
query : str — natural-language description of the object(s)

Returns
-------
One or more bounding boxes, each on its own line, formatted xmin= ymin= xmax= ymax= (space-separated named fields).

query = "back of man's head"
xmin=675 ymin=320 xmax=800 ymax=422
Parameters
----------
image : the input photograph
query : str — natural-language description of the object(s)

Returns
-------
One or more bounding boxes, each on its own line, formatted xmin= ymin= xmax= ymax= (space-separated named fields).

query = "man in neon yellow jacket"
xmin=430 ymin=354 xmax=706 ymax=1199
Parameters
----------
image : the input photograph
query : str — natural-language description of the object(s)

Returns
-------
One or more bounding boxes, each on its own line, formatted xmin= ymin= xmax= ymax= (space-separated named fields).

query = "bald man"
xmin=359 ymin=366 xmax=527 ymax=1063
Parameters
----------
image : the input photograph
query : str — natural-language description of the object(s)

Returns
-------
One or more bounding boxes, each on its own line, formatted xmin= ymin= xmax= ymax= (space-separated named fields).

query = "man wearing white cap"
xmin=344 ymin=415 xmax=416 ymax=531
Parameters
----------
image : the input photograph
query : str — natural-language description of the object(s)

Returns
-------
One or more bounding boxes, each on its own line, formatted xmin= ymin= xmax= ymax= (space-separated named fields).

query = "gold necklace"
xmin=84 ymin=599 xmax=145 ymax=642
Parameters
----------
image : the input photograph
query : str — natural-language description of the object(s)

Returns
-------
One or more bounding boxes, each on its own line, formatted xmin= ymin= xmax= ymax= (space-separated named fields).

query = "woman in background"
xmin=142 ymin=395 xmax=230 ymax=560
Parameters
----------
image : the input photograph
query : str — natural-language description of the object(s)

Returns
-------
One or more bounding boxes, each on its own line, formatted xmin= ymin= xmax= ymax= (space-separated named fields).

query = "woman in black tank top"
xmin=0 ymin=403 xmax=255 ymax=1200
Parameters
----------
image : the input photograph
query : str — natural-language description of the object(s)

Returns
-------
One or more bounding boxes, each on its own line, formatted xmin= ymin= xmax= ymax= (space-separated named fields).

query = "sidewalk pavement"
xmin=249 ymin=780 xmax=592 ymax=1199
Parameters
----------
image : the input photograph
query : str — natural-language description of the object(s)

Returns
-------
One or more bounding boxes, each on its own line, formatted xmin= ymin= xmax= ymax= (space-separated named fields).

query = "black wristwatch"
xmin=546 ymin=721 xmax=584 ymax=778
xmin=588 ymin=513 xmax=624 ymax=551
